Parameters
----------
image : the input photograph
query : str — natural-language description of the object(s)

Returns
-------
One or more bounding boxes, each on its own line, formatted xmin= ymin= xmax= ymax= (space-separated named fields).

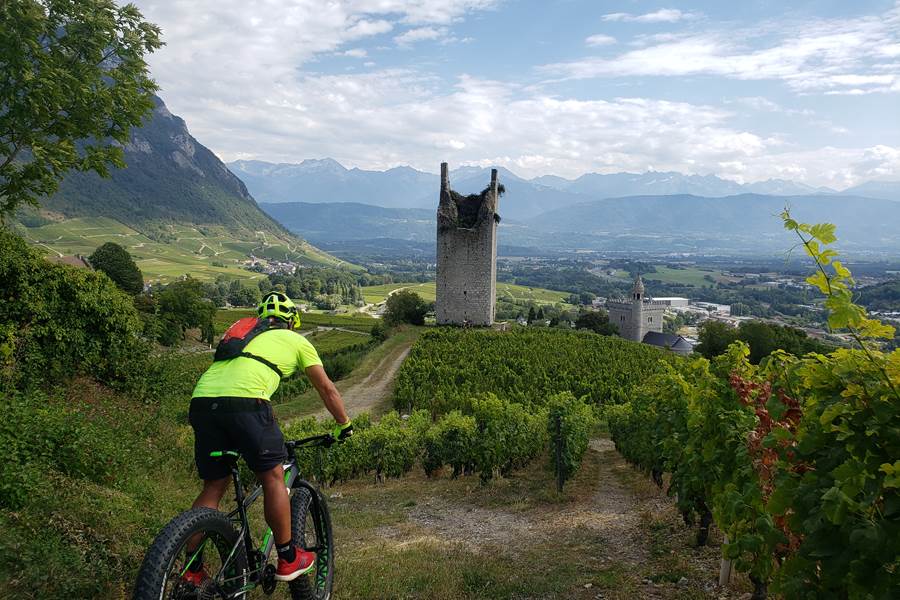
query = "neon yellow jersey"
xmin=192 ymin=328 xmax=323 ymax=400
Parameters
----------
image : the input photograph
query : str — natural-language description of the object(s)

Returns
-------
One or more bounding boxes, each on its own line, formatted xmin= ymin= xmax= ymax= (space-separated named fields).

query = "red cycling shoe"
xmin=274 ymin=545 xmax=316 ymax=582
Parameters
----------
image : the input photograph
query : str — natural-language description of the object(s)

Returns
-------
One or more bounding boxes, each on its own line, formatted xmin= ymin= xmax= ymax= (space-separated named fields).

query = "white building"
xmin=653 ymin=297 xmax=690 ymax=309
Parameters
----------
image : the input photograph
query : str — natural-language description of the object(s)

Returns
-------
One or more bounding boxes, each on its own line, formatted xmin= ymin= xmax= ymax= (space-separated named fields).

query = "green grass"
xmin=301 ymin=312 xmax=376 ymax=332
xmin=214 ymin=309 xmax=376 ymax=335
xmin=496 ymin=282 xmax=570 ymax=304
xmin=18 ymin=216 xmax=346 ymax=285
xmin=304 ymin=329 xmax=372 ymax=353
xmin=362 ymin=282 xmax=437 ymax=303
xmin=361 ymin=281 xmax=570 ymax=305
xmin=325 ymin=446 xmax=641 ymax=600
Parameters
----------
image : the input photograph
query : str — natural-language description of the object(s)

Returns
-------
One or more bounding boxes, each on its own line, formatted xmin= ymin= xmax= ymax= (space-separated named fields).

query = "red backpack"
xmin=214 ymin=317 xmax=285 ymax=378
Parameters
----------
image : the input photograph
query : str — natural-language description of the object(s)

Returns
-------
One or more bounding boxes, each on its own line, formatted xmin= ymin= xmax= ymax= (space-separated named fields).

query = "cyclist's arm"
xmin=305 ymin=364 xmax=350 ymax=424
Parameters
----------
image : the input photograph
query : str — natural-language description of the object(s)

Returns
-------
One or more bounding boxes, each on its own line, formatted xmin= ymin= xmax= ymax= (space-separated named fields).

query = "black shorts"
xmin=189 ymin=397 xmax=288 ymax=480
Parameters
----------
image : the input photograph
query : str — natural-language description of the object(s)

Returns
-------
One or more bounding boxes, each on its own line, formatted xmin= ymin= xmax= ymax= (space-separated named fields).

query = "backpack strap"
xmin=239 ymin=351 xmax=285 ymax=379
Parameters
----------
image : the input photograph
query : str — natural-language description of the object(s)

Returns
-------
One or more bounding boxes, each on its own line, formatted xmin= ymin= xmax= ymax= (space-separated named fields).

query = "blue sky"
xmin=133 ymin=1 xmax=900 ymax=189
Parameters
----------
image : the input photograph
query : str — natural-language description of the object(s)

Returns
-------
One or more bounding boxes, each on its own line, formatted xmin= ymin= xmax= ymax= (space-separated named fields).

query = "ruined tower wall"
xmin=435 ymin=163 xmax=499 ymax=326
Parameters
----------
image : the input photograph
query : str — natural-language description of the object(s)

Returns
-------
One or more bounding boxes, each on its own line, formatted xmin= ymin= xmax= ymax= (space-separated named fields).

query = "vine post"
xmin=718 ymin=535 xmax=733 ymax=586
xmin=554 ymin=414 xmax=564 ymax=494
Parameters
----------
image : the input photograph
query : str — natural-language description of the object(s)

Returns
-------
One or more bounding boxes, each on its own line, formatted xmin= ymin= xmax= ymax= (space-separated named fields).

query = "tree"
xmin=536 ymin=307 xmax=545 ymax=321
xmin=1 ymin=0 xmax=162 ymax=216
xmin=156 ymin=277 xmax=215 ymax=343
xmin=370 ymin=320 xmax=388 ymax=342
xmin=574 ymin=310 xmax=618 ymax=336
xmin=228 ymin=283 xmax=260 ymax=307
xmin=695 ymin=320 xmax=738 ymax=359
xmin=88 ymin=242 xmax=143 ymax=294
xmin=527 ymin=306 xmax=537 ymax=325
xmin=384 ymin=290 xmax=429 ymax=326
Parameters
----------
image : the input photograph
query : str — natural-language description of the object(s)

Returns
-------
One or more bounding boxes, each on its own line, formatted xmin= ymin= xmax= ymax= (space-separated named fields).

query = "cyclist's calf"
xmin=258 ymin=464 xmax=292 ymax=546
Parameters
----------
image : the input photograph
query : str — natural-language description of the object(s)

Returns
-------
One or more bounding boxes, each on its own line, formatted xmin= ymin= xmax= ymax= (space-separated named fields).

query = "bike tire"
xmin=288 ymin=486 xmax=335 ymax=600
xmin=133 ymin=507 xmax=247 ymax=600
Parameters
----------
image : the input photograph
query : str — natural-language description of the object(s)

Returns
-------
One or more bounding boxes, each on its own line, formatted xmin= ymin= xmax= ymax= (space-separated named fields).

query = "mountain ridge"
xmin=230 ymin=158 xmax=898 ymax=221
xmin=21 ymin=96 xmax=343 ymax=271
xmin=260 ymin=193 xmax=900 ymax=255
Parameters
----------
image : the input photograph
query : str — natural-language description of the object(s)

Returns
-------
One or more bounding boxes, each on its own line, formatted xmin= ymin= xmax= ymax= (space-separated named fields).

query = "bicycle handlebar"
xmin=286 ymin=433 xmax=336 ymax=450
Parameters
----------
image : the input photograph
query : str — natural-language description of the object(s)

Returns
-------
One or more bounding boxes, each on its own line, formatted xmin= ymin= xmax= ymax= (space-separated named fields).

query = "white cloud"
xmin=602 ymin=9 xmax=696 ymax=23
xmin=342 ymin=48 xmax=368 ymax=58
xmin=395 ymin=26 xmax=446 ymax=46
xmin=585 ymin=34 xmax=616 ymax=47
xmin=544 ymin=4 xmax=900 ymax=95
xmin=345 ymin=19 xmax=393 ymax=37
xmin=127 ymin=0 xmax=900 ymax=189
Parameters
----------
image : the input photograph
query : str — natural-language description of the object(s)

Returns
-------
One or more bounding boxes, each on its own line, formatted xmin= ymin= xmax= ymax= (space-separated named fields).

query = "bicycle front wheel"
xmin=133 ymin=507 xmax=248 ymax=600
xmin=289 ymin=485 xmax=335 ymax=600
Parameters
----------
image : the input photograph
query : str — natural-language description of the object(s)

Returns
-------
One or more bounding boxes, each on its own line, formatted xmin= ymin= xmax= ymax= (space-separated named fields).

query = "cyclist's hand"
xmin=332 ymin=420 xmax=353 ymax=443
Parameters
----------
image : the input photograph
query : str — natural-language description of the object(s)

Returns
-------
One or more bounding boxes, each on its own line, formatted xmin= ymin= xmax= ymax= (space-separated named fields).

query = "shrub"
xmin=363 ymin=411 xmax=423 ymax=480
xmin=469 ymin=393 xmax=547 ymax=482
xmin=0 ymin=229 xmax=147 ymax=390
xmin=423 ymin=410 xmax=477 ymax=477
xmin=547 ymin=392 xmax=596 ymax=488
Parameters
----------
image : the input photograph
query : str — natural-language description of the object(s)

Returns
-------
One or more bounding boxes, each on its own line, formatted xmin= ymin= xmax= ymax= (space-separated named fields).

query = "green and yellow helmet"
xmin=258 ymin=292 xmax=301 ymax=329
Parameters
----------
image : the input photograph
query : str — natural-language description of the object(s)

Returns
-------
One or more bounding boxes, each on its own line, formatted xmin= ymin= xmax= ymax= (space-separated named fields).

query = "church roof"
xmin=642 ymin=331 xmax=693 ymax=352
xmin=633 ymin=274 xmax=645 ymax=295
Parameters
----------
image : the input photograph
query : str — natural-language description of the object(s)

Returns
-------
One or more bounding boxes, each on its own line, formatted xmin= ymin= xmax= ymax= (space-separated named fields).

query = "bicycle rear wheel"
xmin=288 ymin=485 xmax=334 ymax=600
xmin=133 ymin=507 xmax=248 ymax=600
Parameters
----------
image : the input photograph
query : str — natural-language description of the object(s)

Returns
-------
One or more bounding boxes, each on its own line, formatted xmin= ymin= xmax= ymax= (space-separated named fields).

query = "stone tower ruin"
xmin=435 ymin=162 xmax=500 ymax=326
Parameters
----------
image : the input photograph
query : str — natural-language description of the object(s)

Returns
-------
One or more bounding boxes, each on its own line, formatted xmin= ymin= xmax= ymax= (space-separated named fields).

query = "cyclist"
xmin=183 ymin=292 xmax=353 ymax=586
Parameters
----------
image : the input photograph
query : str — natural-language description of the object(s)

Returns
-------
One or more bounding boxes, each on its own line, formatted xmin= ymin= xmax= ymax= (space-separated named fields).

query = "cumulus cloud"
xmin=342 ymin=48 xmax=368 ymax=57
xmin=544 ymin=3 xmax=900 ymax=95
xmin=585 ymin=34 xmax=616 ymax=47
xmin=395 ymin=26 xmax=446 ymax=46
xmin=128 ymin=0 xmax=900 ymax=189
xmin=601 ymin=9 xmax=697 ymax=23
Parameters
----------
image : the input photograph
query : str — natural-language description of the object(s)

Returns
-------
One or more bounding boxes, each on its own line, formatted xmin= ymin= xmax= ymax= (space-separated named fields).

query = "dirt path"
xmin=550 ymin=438 xmax=654 ymax=564
xmin=401 ymin=438 xmax=652 ymax=564
xmin=346 ymin=436 xmax=745 ymax=599
xmin=311 ymin=341 xmax=412 ymax=419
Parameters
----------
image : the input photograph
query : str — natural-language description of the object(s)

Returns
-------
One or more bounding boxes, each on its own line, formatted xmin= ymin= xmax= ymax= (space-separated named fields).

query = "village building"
xmin=607 ymin=275 xmax=695 ymax=354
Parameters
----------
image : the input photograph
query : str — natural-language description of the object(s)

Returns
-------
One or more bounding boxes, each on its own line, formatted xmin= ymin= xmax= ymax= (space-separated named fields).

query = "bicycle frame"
xmin=182 ymin=435 xmax=333 ymax=598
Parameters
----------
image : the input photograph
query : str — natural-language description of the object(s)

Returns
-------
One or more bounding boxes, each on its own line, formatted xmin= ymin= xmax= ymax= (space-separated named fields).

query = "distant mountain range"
xmin=229 ymin=158 xmax=899 ymax=221
xmin=528 ymin=193 xmax=900 ymax=251
xmin=262 ymin=193 xmax=900 ymax=255
xmin=260 ymin=201 xmax=434 ymax=243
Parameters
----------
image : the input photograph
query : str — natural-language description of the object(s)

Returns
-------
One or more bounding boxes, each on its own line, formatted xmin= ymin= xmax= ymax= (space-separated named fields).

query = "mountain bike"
xmin=133 ymin=434 xmax=336 ymax=599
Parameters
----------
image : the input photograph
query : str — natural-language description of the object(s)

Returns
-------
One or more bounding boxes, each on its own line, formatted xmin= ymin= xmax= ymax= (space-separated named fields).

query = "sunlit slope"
xmin=18 ymin=216 xmax=341 ymax=283
xmin=361 ymin=281 xmax=571 ymax=304
xmin=20 ymin=94 xmax=349 ymax=278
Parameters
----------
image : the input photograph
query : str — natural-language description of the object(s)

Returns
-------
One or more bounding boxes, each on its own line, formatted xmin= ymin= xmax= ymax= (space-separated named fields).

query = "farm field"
xmin=643 ymin=266 xmax=722 ymax=286
xmin=18 ymin=216 xmax=344 ymax=284
xmin=361 ymin=281 xmax=570 ymax=305
xmin=303 ymin=329 xmax=372 ymax=354
xmin=215 ymin=308 xmax=376 ymax=335
xmin=361 ymin=282 xmax=436 ymax=303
